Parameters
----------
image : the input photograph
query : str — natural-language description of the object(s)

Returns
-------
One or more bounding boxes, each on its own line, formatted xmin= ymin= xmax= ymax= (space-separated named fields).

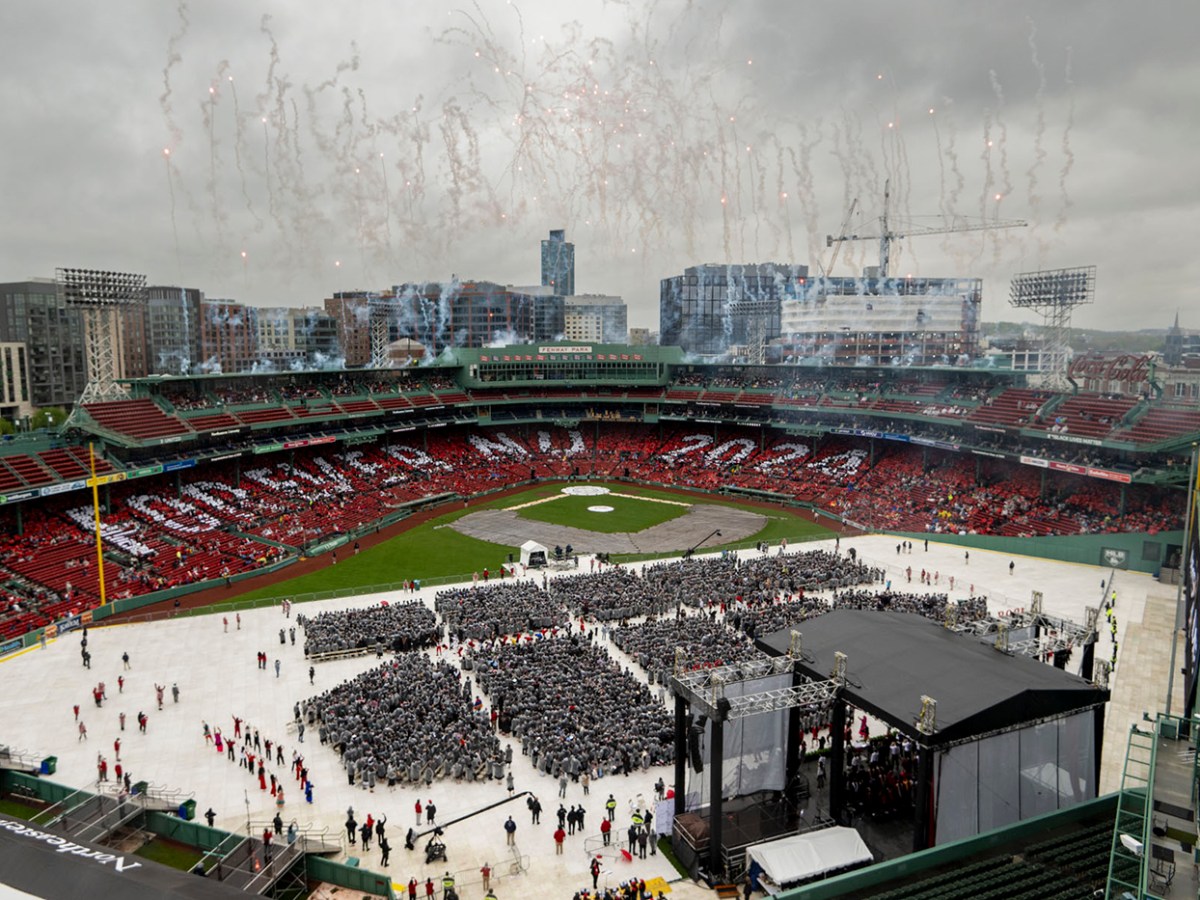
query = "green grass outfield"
xmin=134 ymin=839 xmax=205 ymax=871
xmin=231 ymin=482 xmax=832 ymax=604
xmin=513 ymin=489 xmax=689 ymax=533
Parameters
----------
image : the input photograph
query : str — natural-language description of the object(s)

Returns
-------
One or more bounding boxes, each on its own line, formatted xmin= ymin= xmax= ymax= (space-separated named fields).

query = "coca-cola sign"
xmin=1068 ymin=353 xmax=1152 ymax=385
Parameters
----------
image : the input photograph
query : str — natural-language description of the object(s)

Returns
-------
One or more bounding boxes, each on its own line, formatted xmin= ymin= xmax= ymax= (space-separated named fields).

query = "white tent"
xmin=745 ymin=826 xmax=872 ymax=892
xmin=519 ymin=540 xmax=548 ymax=568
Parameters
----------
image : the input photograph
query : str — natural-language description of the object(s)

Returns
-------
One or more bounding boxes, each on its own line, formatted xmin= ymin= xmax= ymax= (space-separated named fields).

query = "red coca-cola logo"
xmin=1067 ymin=353 xmax=1151 ymax=384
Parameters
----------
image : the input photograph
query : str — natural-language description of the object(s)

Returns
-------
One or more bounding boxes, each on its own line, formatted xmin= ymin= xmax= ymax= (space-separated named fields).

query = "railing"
xmin=0 ymin=745 xmax=47 ymax=774
xmin=136 ymin=780 xmax=194 ymax=812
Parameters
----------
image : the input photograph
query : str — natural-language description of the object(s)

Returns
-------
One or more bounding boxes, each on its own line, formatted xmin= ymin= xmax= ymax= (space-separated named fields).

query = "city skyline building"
xmin=0 ymin=279 xmax=87 ymax=407
xmin=540 ymin=229 xmax=575 ymax=297
xmin=144 ymin=286 xmax=204 ymax=377
xmin=387 ymin=279 xmax=564 ymax=353
xmin=773 ymin=275 xmax=985 ymax=366
xmin=659 ymin=263 xmax=806 ymax=360
xmin=256 ymin=306 xmax=340 ymax=371
xmin=564 ymin=294 xmax=627 ymax=344
xmin=199 ymin=299 xmax=259 ymax=374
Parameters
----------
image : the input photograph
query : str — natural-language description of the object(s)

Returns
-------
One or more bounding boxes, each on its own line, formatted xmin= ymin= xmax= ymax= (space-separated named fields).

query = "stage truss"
xmin=671 ymin=639 xmax=844 ymax=721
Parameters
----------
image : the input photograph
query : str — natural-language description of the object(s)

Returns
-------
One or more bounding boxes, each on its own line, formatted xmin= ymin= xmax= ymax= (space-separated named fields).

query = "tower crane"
xmin=825 ymin=180 xmax=1027 ymax=278
xmin=819 ymin=197 xmax=858 ymax=277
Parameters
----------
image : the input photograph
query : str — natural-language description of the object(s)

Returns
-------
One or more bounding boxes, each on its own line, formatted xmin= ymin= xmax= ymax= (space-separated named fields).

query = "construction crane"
xmin=825 ymin=180 xmax=1027 ymax=278
xmin=819 ymin=197 xmax=858 ymax=276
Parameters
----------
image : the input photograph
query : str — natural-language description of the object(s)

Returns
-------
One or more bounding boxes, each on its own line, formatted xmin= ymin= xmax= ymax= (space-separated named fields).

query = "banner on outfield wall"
xmin=830 ymin=427 xmax=912 ymax=443
xmin=1019 ymin=455 xmax=1132 ymax=483
xmin=0 ymin=489 xmax=39 ymax=505
xmin=1101 ymin=547 xmax=1130 ymax=569
xmin=161 ymin=459 xmax=196 ymax=473
xmin=39 ymin=480 xmax=87 ymax=497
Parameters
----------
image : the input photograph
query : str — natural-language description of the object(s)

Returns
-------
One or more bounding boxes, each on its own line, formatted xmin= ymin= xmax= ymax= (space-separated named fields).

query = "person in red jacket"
xmin=600 ymin=817 xmax=612 ymax=845
xmin=554 ymin=826 xmax=566 ymax=855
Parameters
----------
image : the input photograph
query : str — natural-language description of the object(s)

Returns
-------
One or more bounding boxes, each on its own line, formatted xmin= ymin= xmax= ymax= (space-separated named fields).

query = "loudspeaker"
xmin=688 ymin=725 xmax=704 ymax=773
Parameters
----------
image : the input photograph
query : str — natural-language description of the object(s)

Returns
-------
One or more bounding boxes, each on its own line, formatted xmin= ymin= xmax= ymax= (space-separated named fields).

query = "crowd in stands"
xmin=302 ymin=654 xmax=504 ymax=788
xmin=278 ymin=383 xmax=325 ymax=402
xmin=161 ymin=388 xmax=212 ymax=411
xmin=0 ymin=421 xmax=1185 ymax=639
xmin=299 ymin=602 xmax=439 ymax=658
xmin=466 ymin=635 xmax=674 ymax=777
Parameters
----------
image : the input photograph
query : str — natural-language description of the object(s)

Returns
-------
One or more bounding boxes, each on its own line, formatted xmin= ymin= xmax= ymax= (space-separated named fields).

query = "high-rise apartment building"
xmin=144 ymin=286 xmax=204 ymax=376
xmin=0 ymin=280 xmax=87 ymax=407
xmin=540 ymin=229 xmax=575 ymax=296
xmin=0 ymin=341 xmax=33 ymax=421
xmin=199 ymin=300 xmax=259 ymax=374
xmin=564 ymin=294 xmax=627 ymax=343
xmin=324 ymin=293 xmax=378 ymax=367
xmin=257 ymin=307 xmax=341 ymax=370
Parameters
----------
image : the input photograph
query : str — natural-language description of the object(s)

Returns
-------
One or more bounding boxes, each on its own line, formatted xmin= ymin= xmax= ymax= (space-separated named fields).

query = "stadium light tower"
xmin=1009 ymin=265 xmax=1096 ymax=389
xmin=56 ymin=268 xmax=147 ymax=403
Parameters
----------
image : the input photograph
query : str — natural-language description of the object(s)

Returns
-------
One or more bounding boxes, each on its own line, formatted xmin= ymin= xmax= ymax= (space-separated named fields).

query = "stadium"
xmin=0 ymin=346 xmax=1197 ymax=899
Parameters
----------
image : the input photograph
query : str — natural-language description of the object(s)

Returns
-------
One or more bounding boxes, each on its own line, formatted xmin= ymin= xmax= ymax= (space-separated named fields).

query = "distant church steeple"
xmin=1164 ymin=309 xmax=1184 ymax=366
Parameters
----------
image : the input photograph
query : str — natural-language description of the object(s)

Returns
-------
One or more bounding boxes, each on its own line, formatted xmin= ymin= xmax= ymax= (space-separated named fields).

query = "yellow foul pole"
xmin=89 ymin=442 xmax=108 ymax=606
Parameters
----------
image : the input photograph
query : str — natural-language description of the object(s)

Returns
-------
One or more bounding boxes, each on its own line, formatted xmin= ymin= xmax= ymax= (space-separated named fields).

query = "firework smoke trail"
xmin=1056 ymin=47 xmax=1075 ymax=233
xmin=715 ymin=102 xmax=733 ymax=262
xmin=774 ymin=145 xmax=794 ymax=263
xmin=788 ymin=123 xmax=824 ymax=269
xmin=287 ymin=93 xmax=331 ymax=279
xmin=878 ymin=69 xmax=914 ymax=254
xmin=159 ymin=2 xmax=189 ymax=277
xmin=160 ymin=2 xmax=188 ymax=147
xmin=931 ymin=106 xmax=948 ymax=220
xmin=257 ymin=16 xmax=286 ymax=239
xmin=988 ymin=70 xmax=1013 ymax=266
xmin=1025 ymin=18 xmax=1048 ymax=259
xmin=205 ymin=65 xmax=228 ymax=256
xmin=379 ymin=152 xmax=395 ymax=268
xmin=163 ymin=150 xmax=183 ymax=279
xmin=225 ymin=69 xmax=263 ymax=232
xmin=942 ymin=105 xmax=966 ymax=225
xmin=976 ymin=110 xmax=995 ymax=257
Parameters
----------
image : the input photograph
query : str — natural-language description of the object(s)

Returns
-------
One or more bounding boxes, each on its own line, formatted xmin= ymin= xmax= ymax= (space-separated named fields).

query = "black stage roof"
xmin=0 ymin=815 xmax=251 ymax=900
xmin=756 ymin=610 xmax=1107 ymax=746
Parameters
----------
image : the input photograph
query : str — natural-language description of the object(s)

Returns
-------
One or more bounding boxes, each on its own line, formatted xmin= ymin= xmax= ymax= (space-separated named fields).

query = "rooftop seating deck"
xmin=1117 ymin=404 xmax=1200 ymax=444
xmin=965 ymin=388 xmax=1051 ymax=429
xmin=181 ymin=412 xmax=241 ymax=432
xmin=83 ymin=400 xmax=191 ymax=440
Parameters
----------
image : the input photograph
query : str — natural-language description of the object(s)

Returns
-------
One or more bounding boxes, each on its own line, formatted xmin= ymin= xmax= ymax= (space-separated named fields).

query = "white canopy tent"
xmin=519 ymin=539 xmax=548 ymax=568
xmin=745 ymin=827 xmax=872 ymax=892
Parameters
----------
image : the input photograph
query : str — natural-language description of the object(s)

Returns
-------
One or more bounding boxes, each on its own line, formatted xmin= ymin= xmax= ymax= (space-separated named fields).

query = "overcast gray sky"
xmin=1 ymin=0 xmax=1196 ymax=332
